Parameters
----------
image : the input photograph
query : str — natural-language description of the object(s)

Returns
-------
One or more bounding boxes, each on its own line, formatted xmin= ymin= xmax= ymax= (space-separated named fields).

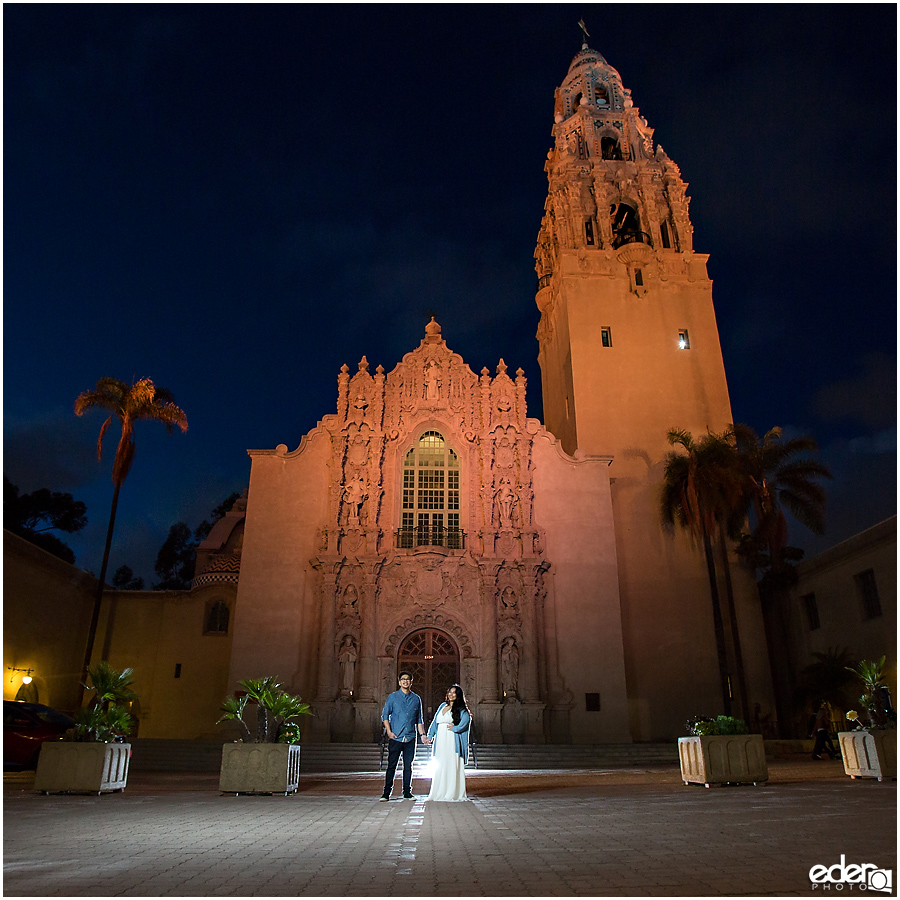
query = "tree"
xmin=4 ymin=475 xmax=87 ymax=563
xmin=112 ymin=565 xmax=145 ymax=591
xmin=795 ymin=647 xmax=858 ymax=713
xmin=154 ymin=523 xmax=195 ymax=590
xmin=731 ymin=425 xmax=831 ymax=583
xmin=153 ymin=492 xmax=242 ymax=590
xmin=726 ymin=424 xmax=831 ymax=737
xmin=74 ymin=377 xmax=188 ymax=682
xmin=194 ymin=491 xmax=241 ymax=543
xmin=661 ymin=428 xmax=745 ymax=715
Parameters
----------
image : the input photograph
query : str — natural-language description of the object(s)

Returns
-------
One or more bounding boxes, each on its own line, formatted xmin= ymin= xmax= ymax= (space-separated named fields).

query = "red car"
xmin=4 ymin=701 xmax=74 ymax=770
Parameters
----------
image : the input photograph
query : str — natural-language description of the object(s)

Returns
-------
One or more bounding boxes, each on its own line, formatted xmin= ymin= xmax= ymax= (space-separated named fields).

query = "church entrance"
xmin=398 ymin=628 xmax=460 ymax=721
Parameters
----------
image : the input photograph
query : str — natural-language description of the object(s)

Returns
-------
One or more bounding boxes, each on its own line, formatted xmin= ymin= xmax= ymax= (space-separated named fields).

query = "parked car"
xmin=4 ymin=700 xmax=74 ymax=770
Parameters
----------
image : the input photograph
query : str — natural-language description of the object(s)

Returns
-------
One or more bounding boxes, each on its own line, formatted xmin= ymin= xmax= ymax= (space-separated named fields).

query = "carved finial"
xmin=577 ymin=18 xmax=590 ymax=48
xmin=358 ymin=355 xmax=369 ymax=373
xmin=425 ymin=316 xmax=441 ymax=335
xmin=340 ymin=363 xmax=349 ymax=374
xmin=497 ymin=359 xmax=508 ymax=376
xmin=375 ymin=364 xmax=384 ymax=375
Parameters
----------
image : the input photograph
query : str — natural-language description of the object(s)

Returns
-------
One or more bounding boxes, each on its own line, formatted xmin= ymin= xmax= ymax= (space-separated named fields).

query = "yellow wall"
xmin=4 ymin=529 xmax=234 ymax=739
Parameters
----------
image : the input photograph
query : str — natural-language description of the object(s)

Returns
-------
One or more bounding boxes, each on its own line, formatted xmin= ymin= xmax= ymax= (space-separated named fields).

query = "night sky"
xmin=5 ymin=4 xmax=896 ymax=585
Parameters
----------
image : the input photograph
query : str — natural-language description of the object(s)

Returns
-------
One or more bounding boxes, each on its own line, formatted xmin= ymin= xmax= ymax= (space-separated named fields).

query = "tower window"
xmin=594 ymin=85 xmax=609 ymax=107
xmin=802 ymin=593 xmax=820 ymax=631
xmin=660 ymin=220 xmax=671 ymax=249
xmin=601 ymin=328 xmax=612 ymax=348
xmin=634 ymin=268 xmax=643 ymax=287
xmin=601 ymin=136 xmax=623 ymax=160
xmin=854 ymin=569 xmax=882 ymax=619
xmin=584 ymin=219 xmax=595 ymax=245
xmin=678 ymin=330 xmax=690 ymax=350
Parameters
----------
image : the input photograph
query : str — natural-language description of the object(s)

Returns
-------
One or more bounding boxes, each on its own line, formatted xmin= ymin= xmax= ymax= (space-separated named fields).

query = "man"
xmin=381 ymin=671 xmax=430 ymax=800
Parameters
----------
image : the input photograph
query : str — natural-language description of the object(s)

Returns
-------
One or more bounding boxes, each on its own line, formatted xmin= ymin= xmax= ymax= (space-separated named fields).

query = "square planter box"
xmin=34 ymin=742 xmax=131 ymax=794
xmin=219 ymin=742 xmax=301 ymax=794
xmin=838 ymin=730 xmax=896 ymax=781
xmin=678 ymin=734 xmax=768 ymax=787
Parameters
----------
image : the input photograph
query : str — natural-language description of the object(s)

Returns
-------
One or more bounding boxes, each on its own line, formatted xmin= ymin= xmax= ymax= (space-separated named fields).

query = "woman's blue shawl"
xmin=427 ymin=702 xmax=471 ymax=764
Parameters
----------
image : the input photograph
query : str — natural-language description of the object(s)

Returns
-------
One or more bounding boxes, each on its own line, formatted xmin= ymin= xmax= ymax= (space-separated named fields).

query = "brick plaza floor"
xmin=3 ymin=759 xmax=896 ymax=897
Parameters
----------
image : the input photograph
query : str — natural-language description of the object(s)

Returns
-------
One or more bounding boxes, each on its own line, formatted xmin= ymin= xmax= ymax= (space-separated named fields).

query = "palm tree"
xmin=730 ymin=424 xmax=831 ymax=736
xmin=75 ymin=377 xmax=188 ymax=681
xmin=661 ymin=428 xmax=745 ymax=715
xmin=730 ymin=425 xmax=831 ymax=579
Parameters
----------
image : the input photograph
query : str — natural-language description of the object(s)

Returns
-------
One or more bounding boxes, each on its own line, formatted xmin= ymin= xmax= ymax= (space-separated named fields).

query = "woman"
xmin=426 ymin=684 xmax=470 ymax=801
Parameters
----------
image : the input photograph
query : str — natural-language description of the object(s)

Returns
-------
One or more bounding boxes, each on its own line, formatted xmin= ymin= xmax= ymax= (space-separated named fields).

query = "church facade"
xmin=197 ymin=41 xmax=775 ymax=743
xmin=218 ymin=318 xmax=630 ymax=745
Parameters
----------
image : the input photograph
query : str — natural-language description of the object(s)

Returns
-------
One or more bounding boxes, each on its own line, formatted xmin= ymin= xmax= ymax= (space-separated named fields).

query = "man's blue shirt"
xmin=381 ymin=689 xmax=424 ymax=742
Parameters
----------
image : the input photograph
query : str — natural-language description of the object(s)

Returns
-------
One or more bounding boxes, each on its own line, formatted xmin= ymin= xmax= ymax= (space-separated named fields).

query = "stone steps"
xmin=128 ymin=739 xmax=679 ymax=773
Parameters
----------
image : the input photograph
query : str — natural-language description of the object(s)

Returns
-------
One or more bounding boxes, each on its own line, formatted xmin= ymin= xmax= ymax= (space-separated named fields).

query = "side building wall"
xmin=3 ymin=529 xmax=233 ymax=739
xmin=787 ymin=516 xmax=897 ymax=707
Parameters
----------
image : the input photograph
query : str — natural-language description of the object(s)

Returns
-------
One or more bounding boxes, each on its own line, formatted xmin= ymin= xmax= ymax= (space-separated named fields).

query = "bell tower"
xmin=534 ymin=38 xmax=774 ymax=739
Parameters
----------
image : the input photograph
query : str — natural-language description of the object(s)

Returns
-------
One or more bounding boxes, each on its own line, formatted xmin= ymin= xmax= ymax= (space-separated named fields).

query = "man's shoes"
xmin=403 ymin=792 xmax=415 ymax=799
xmin=379 ymin=795 xmax=390 ymax=802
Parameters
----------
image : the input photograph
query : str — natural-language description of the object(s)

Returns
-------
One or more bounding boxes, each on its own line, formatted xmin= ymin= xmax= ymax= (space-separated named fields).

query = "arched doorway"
xmin=398 ymin=629 xmax=460 ymax=720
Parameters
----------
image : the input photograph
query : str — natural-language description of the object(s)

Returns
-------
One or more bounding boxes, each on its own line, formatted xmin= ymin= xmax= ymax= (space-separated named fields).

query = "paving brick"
xmin=4 ymin=761 xmax=895 ymax=896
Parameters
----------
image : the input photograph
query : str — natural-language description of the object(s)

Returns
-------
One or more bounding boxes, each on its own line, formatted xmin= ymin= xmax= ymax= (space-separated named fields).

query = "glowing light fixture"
xmin=8 ymin=666 xmax=34 ymax=683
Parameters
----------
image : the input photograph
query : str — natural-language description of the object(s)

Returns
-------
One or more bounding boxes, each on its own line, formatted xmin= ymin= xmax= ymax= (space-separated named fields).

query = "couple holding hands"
xmin=380 ymin=672 xmax=470 ymax=802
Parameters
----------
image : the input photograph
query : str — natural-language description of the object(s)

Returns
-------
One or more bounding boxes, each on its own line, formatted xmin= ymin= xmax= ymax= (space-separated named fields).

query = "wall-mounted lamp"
xmin=8 ymin=667 xmax=34 ymax=684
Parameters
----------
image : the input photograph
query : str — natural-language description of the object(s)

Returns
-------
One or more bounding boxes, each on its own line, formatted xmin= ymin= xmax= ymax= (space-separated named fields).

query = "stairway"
xmin=129 ymin=739 xmax=678 ymax=773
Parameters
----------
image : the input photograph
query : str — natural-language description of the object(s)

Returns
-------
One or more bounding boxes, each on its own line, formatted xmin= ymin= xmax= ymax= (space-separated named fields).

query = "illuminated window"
xmin=594 ymin=85 xmax=609 ymax=107
xmin=601 ymin=328 xmax=612 ymax=348
xmin=678 ymin=330 xmax=691 ymax=350
xmin=399 ymin=431 xmax=462 ymax=549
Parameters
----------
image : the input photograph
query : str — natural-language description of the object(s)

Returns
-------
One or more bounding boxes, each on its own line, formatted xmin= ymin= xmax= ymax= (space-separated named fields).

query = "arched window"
xmin=204 ymin=599 xmax=230 ymax=635
xmin=594 ymin=84 xmax=609 ymax=107
xmin=610 ymin=201 xmax=648 ymax=249
xmin=601 ymin=136 xmax=623 ymax=160
xmin=398 ymin=431 xmax=463 ymax=549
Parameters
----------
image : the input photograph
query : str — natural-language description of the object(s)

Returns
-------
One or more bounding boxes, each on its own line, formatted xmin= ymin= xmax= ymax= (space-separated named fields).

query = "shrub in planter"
xmin=838 ymin=658 xmax=896 ymax=781
xmin=679 ymin=715 xmax=767 ymax=787
xmin=217 ymin=677 xmax=312 ymax=794
xmin=35 ymin=662 xmax=135 ymax=794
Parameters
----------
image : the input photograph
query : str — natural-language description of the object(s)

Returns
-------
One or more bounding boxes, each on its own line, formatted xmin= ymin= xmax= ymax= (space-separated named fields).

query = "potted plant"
xmin=217 ymin=676 xmax=312 ymax=795
xmin=34 ymin=661 xmax=136 ymax=794
xmin=838 ymin=657 xmax=896 ymax=782
xmin=678 ymin=715 xmax=768 ymax=787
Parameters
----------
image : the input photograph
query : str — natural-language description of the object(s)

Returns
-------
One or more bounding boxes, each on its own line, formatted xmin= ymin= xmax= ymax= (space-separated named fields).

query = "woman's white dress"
xmin=426 ymin=706 xmax=467 ymax=801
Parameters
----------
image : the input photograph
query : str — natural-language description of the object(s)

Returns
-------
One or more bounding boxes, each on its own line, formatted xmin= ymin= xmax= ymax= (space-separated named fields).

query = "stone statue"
xmin=496 ymin=478 xmax=516 ymax=528
xmin=501 ymin=636 xmax=519 ymax=698
xmin=343 ymin=475 xmax=367 ymax=521
xmin=424 ymin=361 xmax=441 ymax=400
xmin=338 ymin=634 xmax=358 ymax=697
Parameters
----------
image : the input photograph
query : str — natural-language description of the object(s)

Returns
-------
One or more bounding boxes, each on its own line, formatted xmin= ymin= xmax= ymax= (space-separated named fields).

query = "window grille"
xmin=397 ymin=431 xmax=464 ymax=549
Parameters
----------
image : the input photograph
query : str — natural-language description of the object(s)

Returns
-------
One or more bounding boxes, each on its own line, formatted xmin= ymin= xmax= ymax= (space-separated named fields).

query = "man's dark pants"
xmin=383 ymin=738 xmax=416 ymax=797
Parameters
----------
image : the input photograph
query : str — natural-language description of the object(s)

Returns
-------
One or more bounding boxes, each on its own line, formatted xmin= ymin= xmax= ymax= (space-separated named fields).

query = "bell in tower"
xmin=534 ymin=30 xmax=776 ymax=741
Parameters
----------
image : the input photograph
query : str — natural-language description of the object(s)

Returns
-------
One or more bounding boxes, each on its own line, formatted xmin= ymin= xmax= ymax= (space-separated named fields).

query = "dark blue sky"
xmin=5 ymin=4 xmax=896 ymax=584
